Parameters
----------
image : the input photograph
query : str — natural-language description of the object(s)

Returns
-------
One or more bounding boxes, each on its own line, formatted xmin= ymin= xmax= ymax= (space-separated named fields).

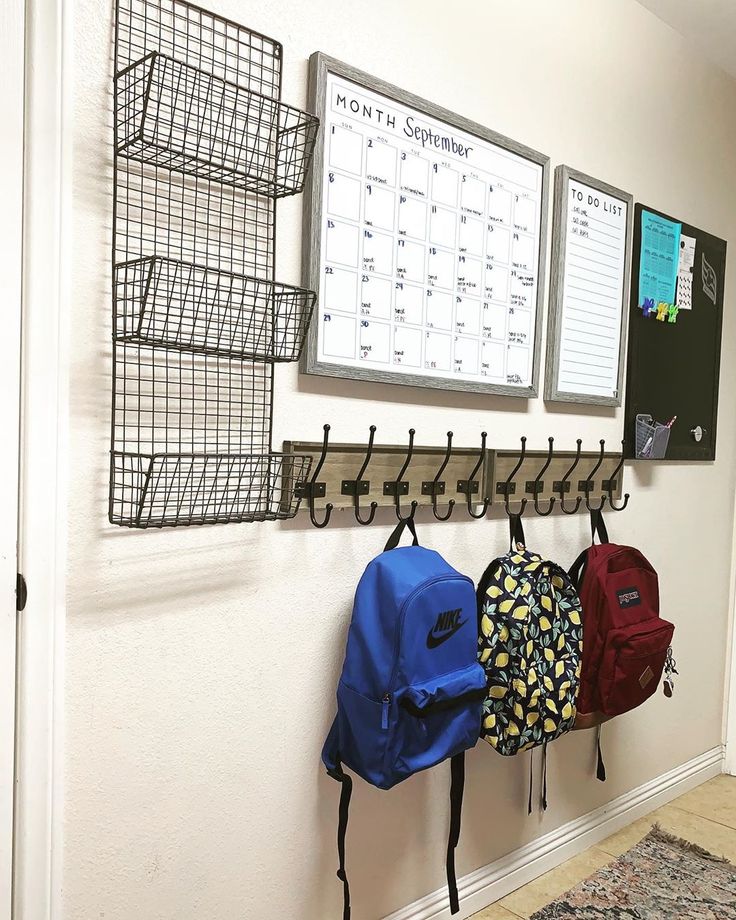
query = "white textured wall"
xmin=65 ymin=1 xmax=736 ymax=918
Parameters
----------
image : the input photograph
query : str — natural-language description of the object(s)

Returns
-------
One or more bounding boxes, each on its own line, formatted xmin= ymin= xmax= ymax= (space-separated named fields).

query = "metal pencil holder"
xmin=635 ymin=414 xmax=671 ymax=460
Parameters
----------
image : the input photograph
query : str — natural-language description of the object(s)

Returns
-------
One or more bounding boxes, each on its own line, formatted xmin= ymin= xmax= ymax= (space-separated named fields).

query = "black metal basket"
xmin=114 ymin=257 xmax=315 ymax=361
xmin=115 ymin=52 xmax=318 ymax=197
xmin=110 ymin=0 xmax=318 ymax=528
xmin=110 ymin=451 xmax=312 ymax=528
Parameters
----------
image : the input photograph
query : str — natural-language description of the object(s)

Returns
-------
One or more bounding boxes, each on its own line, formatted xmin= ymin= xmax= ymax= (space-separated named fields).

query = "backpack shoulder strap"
xmin=476 ymin=555 xmax=504 ymax=611
xmin=384 ymin=517 xmax=419 ymax=551
xmin=326 ymin=759 xmax=353 ymax=920
xmin=570 ymin=509 xmax=610 ymax=588
xmin=509 ymin=512 xmax=525 ymax=549
xmin=596 ymin=725 xmax=607 ymax=783
xmin=477 ymin=514 xmax=527 ymax=610
xmin=568 ymin=548 xmax=589 ymax=590
xmin=328 ymin=727 xmax=466 ymax=920
xmin=526 ymin=743 xmax=550 ymax=815
xmin=590 ymin=508 xmax=609 ymax=544
xmin=446 ymin=752 xmax=465 ymax=915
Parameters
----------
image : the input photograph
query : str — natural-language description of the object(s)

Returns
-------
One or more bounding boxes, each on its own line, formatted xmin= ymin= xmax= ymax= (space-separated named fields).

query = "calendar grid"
xmin=305 ymin=57 xmax=549 ymax=397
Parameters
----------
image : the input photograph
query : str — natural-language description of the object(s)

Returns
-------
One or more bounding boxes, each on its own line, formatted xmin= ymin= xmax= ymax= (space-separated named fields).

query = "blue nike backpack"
xmin=322 ymin=518 xmax=486 ymax=918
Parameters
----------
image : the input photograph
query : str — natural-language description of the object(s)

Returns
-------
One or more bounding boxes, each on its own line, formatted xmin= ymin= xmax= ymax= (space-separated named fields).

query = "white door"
xmin=0 ymin=0 xmax=25 ymax=914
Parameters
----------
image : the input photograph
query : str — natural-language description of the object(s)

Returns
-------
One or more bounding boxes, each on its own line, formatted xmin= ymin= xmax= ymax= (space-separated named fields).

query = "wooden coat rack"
xmin=283 ymin=428 xmax=628 ymax=528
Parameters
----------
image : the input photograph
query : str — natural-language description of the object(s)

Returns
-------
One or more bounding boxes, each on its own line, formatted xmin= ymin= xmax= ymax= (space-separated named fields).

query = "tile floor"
xmin=472 ymin=773 xmax=736 ymax=919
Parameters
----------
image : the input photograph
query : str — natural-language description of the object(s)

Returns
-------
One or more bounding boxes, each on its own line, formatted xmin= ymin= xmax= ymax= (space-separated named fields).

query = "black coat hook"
xmin=500 ymin=436 xmax=528 ymax=516
xmin=556 ymin=439 xmax=583 ymax=515
xmin=341 ymin=425 xmax=378 ymax=525
xmin=384 ymin=428 xmax=417 ymax=522
xmin=300 ymin=423 xmax=333 ymax=528
xmin=528 ymin=437 xmax=556 ymax=516
xmin=581 ymin=439 xmax=607 ymax=513
xmin=605 ymin=439 xmax=630 ymax=512
xmin=423 ymin=431 xmax=455 ymax=521
xmin=459 ymin=431 xmax=490 ymax=519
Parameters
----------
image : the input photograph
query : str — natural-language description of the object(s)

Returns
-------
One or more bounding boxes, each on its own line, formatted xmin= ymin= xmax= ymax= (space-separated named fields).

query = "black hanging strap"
xmin=527 ymin=745 xmax=548 ymax=814
xmin=541 ymin=742 xmax=548 ymax=811
xmin=596 ymin=725 xmax=607 ymax=783
xmin=509 ymin=512 xmax=525 ymax=550
xmin=478 ymin=515 xmax=526 ymax=614
xmin=569 ymin=509 xmax=607 ymax=588
xmin=590 ymin=508 xmax=609 ymax=544
xmin=476 ymin=559 xmax=498 ymax=613
xmin=327 ymin=761 xmax=353 ymax=920
xmin=384 ymin=517 xmax=419 ymax=551
xmin=570 ymin=510 xmax=610 ymax=590
xmin=568 ymin=549 xmax=588 ymax=590
xmin=527 ymin=748 xmax=534 ymax=816
xmin=446 ymin=753 xmax=465 ymax=915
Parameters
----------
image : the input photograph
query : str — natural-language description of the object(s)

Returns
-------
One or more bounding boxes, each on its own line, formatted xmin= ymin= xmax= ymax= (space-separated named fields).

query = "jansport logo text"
xmin=616 ymin=587 xmax=641 ymax=608
xmin=426 ymin=608 xmax=466 ymax=648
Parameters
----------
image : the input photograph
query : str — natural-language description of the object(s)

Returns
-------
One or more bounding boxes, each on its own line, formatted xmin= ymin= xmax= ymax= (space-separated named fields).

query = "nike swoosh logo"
xmin=426 ymin=619 xmax=467 ymax=649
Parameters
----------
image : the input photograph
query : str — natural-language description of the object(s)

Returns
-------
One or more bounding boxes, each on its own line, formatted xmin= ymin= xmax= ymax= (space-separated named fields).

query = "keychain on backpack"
xmin=663 ymin=647 xmax=678 ymax=698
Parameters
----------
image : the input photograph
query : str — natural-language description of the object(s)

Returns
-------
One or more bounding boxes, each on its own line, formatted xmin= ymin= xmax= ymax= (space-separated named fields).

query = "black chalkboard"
xmin=624 ymin=204 xmax=726 ymax=461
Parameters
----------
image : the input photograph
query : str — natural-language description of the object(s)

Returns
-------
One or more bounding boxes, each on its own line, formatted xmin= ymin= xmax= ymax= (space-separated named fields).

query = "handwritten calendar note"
xmin=306 ymin=60 xmax=548 ymax=395
xmin=548 ymin=171 xmax=631 ymax=404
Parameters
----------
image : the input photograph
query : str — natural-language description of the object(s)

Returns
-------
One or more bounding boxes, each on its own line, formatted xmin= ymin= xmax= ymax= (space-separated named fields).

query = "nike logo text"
xmin=426 ymin=608 xmax=466 ymax=649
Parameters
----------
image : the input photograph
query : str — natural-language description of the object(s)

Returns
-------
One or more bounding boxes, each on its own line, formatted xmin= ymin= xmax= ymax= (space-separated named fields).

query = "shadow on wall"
xmin=296 ymin=718 xmax=621 ymax=918
xmin=297 ymin=368 xmax=531 ymax=414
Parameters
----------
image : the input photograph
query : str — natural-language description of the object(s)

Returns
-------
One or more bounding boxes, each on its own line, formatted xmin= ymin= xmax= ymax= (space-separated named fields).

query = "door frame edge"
xmin=14 ymin=0 xmax=71 ymax=916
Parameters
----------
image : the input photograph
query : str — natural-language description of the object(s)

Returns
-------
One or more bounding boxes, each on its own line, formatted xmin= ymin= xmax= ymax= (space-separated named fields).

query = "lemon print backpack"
xmin=477 ymin=514 xmax=583 ymax=804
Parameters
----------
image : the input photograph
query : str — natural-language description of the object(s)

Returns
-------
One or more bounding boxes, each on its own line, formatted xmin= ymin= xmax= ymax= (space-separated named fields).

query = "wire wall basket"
xmin=111 ymin=0 xmax=317 ymax=528
xmin=114 ymin=257 xmax=315 ymax=361
xmin=116 ymin=52 xmax=318 ymax=196
xmin=111 ymin=451 xmax=311 ymax=528
xmin=634 ymin=414 xmax=671 ymax=460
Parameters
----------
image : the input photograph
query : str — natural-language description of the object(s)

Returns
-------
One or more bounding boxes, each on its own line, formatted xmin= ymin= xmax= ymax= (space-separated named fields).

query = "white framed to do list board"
xmin=302 ymin=53 xmax=550 ymax=396
xmin=544 ymin=166 xmax=634 ymax=406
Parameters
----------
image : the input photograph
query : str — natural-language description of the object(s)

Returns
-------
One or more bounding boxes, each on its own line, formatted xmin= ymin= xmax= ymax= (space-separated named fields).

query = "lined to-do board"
xmin=302 ymin=54 xmax=550 ymax=396
xmin=545 ymin=166 xmax=633 ymax=406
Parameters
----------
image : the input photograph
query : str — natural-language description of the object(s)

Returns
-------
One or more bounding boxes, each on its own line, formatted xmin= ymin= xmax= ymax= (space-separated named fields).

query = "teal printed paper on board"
xmin=638 ymin=210 xmax=681 ymax=306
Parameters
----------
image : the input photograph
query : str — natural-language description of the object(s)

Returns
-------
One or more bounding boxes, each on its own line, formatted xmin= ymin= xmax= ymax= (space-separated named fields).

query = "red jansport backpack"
xmin=569 ymin=510 xmax=675 ymax=738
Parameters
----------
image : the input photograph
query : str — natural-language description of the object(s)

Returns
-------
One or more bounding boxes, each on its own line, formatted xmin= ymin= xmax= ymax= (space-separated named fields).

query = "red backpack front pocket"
xmin=598 ymin=619 xmax=674 ymax=716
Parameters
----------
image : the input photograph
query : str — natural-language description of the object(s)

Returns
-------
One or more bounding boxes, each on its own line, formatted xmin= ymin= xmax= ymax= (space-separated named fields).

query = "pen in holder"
xmin=635 ymin=413 xmax=675 ymax=460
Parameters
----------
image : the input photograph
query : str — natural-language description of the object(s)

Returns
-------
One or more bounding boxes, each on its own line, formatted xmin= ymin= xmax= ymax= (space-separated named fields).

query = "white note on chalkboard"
xmin=555 ymin=179 xmax=629 ymax=401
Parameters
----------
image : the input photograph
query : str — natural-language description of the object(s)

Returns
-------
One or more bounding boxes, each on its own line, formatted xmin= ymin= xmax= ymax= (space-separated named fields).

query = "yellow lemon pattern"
xmin=477 ymin=546 xmax=583 ymax=755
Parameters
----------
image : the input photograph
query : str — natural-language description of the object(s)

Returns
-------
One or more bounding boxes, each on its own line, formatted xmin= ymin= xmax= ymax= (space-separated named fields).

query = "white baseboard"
xmin=384 ymin=746 xmax=724 ymax=920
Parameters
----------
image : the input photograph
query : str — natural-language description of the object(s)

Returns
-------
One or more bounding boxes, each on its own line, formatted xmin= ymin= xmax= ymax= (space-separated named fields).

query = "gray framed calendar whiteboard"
xmin=302 ymin=53 xmax=550 ymax=397
xmin=544 ymin=165 xmax=633 ymax=406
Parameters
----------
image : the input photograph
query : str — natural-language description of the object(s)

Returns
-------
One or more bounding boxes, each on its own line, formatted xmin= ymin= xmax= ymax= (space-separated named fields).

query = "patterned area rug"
xmin=530 ymin=825 xmax=736 ymax=919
